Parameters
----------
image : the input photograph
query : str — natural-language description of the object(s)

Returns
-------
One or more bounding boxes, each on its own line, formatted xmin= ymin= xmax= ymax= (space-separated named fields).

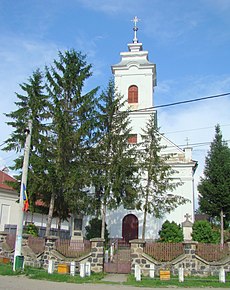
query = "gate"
xmin=104 ymin=239 xmax=131 ymax=274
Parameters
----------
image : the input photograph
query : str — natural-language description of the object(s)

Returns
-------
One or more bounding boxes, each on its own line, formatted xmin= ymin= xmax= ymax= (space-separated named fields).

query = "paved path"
xmin=0 ymin=276 xmax=226 ymax=290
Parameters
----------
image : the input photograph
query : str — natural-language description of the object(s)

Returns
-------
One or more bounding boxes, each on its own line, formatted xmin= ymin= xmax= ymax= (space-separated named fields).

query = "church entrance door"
xmin=122 ymin=214 xmax=138 ymax=243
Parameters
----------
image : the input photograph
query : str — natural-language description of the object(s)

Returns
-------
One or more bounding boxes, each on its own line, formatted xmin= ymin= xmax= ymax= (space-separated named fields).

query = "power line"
xmin=163 ymin=124 xmax=230 ymax=135
xmin=0 ymin=141 xmax=6 ymax=148
xmin=167 ymin=139 xmax=230 ymax=149
xmin=130 ymin=92 xmax=230 ymax=113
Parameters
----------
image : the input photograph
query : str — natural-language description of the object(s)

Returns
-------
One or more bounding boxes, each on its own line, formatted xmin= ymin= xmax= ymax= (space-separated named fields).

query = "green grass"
xmin=125 ymin=273 xmax=230 ymax=288
xmin=0 ymin=263 xmax=104 ymax=283
xmin=1 ymin=262 xmax=230 ymax=288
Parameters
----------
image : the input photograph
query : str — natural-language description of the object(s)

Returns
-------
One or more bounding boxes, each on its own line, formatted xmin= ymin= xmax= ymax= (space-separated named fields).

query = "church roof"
xmin=112 ymin=16 xmax=155 ymax=71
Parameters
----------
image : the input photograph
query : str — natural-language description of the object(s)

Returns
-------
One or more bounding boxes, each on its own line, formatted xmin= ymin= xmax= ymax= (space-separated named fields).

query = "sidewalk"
xmin=101 ymin=273 xmax=128 ymax=283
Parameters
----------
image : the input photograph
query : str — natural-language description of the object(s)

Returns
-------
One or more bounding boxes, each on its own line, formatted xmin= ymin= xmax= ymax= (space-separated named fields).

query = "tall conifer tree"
xmin=90 ymin=80 xmax=139 ymax=239
xmin=139 ymin=114 xmax=188 ymax=240
xmin=198 ymin=124 xmax=230 ymax=245
xmin=3 ymin=69 xmax=50 ymax=209
xmin=44 ymin=50 xmax=99 ymax=235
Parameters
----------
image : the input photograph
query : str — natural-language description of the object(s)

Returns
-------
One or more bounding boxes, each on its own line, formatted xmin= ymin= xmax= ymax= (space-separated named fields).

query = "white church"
xmin=0 ymin=18 xmax=197 ymax=242
xmin=97 ymin=17 xmax=198 ymax=241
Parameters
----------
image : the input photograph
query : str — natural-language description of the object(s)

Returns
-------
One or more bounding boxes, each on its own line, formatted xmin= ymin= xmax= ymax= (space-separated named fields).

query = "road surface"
xmin=0 ymin=275 xmax=226 ymax=290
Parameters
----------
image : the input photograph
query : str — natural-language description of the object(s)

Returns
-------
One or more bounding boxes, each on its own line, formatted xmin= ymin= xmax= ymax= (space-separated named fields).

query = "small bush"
xmin=192 ymin=220 xmax=220 ymax=244
xmin=24 ymin=223 xmax=39 ymax=237
xmin=158 ymin=220 xmax=184 ymax=242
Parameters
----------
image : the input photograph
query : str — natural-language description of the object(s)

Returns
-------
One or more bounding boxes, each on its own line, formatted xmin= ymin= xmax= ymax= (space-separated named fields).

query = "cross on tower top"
xmin=131 ymin=16 xmax=140 ymax=43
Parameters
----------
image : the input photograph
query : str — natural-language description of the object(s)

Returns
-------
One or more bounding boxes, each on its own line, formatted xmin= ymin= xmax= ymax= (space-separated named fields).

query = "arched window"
xmin=128 ymin=85 xmax=138 ymax=103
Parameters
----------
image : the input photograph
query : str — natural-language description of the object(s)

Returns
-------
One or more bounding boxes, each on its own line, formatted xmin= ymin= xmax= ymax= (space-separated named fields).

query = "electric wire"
xmin=129 ymin=92 xmax=230 ymax=113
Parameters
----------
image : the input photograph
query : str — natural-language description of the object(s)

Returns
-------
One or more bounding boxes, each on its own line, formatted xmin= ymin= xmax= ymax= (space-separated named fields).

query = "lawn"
xmin=1 ymin=262 xmax=230 ymax=288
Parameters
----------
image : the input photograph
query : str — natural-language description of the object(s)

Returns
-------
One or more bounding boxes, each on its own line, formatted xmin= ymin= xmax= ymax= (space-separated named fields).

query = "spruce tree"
xmin=3 ymin=69 xmax=50 ymax=212
xmin=44 ymin=50 xmax=99 ymax=235
xmin=139 ymin=114 xmax=188 ymax=240
xmin=90 ymin=80 xmax=139 ymax=239
xmin=198 ymin=124 xmax=230 ymax=245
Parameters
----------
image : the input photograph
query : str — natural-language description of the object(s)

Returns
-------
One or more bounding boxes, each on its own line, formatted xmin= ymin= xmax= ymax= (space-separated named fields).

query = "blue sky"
xmin=0 ymin=0 xmax=230 ymax=206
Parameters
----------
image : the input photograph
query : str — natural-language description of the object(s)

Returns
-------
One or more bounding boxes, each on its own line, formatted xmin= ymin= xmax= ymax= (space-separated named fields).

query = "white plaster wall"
xmin=106 ymin=172 xmax=194 ymax=240
xmin=24 ymin=211 xmax=70 ymax=230
xmin=0 ymin=191 xmax=19 ymax=231
xmin=114 ymin=67 xmax=154 ymax=110
xmin=105 ymin=158 xmax=195 ymax=240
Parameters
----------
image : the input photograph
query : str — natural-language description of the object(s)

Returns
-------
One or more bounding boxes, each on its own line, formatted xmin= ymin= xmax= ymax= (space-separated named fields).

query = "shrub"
xmin=24 ymin=223 xmax=39 ymax=236
xmin=192 ymin=220 xmax=220 ymax=244
xmin=158 ymin=220 xmax=184 ymax=242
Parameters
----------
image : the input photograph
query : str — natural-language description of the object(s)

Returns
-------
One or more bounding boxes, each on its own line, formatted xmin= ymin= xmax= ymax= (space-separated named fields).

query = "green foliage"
xmin=4 ymin=50 xmax=100 ymax=236
xmin=158 ymin=220 xmax=184 ymax=242
xmin=198 ymin=124 xmax=230 ymax=222
xmin=139 ymin=114 xmax=189 ymax=239
xmin=90 ymin=80 xmax=140 ymax=238
xmin=85 ymin=218 xmax=109 ymax=243
xmin=192 ymin=220 xmax=220 ymax=244
xmin=24 ymin=223 xmax=39 ymax=236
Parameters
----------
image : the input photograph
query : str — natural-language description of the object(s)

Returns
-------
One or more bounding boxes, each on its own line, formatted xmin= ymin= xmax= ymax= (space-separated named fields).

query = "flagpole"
xmin=13 ymin=119 xmax=32 ymax=271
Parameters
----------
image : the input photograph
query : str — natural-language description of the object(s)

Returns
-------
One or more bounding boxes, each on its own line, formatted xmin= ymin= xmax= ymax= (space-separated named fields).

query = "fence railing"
xmin=196 ymin=243 xmax=229 ymax=261
xmin=144 ymin=242 xmax=184 ymax=261
xmin=28 ymin=236 xmax=45 ymax=254
xmin=55 ymin=239 xmax=91 ymax=258
xmin=5 ymin=233 xmax=16 ymax=250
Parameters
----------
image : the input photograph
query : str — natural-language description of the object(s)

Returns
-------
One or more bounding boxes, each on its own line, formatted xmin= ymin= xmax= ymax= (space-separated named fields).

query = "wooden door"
xmin=122 ymin=214 xmax=138 ymax=243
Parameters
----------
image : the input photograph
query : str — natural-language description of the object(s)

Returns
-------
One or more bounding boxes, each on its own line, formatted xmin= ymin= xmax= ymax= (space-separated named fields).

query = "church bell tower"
xmin=111 ymin=16 xmax=157 ymax=141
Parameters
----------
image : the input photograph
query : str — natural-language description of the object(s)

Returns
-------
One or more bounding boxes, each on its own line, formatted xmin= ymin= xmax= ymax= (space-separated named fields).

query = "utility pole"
xmin=13 ymin=119 xmax=32 ymax=271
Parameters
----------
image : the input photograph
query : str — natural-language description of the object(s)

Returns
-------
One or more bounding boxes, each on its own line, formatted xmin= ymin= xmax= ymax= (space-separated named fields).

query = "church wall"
xmin=105 ymin=161 xmax=195 ymax=241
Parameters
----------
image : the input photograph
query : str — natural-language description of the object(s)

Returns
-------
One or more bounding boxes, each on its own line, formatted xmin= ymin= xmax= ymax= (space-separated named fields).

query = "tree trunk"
xmin=220 ymin=209 xmax=224 ymax=247
xmin=142 ymin=188 xmax=149 ymax=240
xmin=101 ymin=200 xmax=106 ymax=239
xmin=142 ymin=206 xmax=147 ymax=240
xmin=45 ymin=191 xmax=55 ymax=236
xmin=57 ymin=217 xmax=61 ymax=237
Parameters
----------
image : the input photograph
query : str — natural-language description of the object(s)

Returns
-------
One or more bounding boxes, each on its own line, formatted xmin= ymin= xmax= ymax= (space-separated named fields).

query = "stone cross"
xmin=184 ymin=213 xmax=191 ymax=221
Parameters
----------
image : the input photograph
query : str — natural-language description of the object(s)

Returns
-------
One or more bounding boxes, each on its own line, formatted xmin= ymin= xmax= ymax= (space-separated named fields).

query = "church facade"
xmin=103 ymin=18 xmax=197 ymax=241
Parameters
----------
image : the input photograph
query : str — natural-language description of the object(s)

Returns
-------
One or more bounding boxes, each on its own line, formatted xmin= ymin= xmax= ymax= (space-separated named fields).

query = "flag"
xmin=22 ymin=183 xmax=29 ymax=212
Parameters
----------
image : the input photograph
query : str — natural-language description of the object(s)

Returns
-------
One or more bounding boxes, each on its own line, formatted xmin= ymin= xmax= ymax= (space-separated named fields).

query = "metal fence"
xmin=55 ymin=239 xmax=91 ymax=258
xmin=144 ymin=242 xmax=184 ymax=261
xmin=196 ymin=243 xmax=229 ymax=261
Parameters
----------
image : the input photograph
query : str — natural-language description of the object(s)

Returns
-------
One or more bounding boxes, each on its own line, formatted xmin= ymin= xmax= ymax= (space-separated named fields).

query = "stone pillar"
xmin=71 ymin=214 xmax=83 ymax=241
xmin=182 ymin=241 xmax=198 ymax=275
xmin=89 ymin=238 xmax=104 ymax=273
xmin=43 ymin=236 xmax=59 ymax=269
xmin=130 ymin=239 xmax=146 ymax=274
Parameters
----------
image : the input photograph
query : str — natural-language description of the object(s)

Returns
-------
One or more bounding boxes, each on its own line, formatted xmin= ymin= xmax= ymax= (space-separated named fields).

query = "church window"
xmin=128 ymin=134 xmax=137 ymax=144
xmin=128 ymin=85 xmax=138 ymax=103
